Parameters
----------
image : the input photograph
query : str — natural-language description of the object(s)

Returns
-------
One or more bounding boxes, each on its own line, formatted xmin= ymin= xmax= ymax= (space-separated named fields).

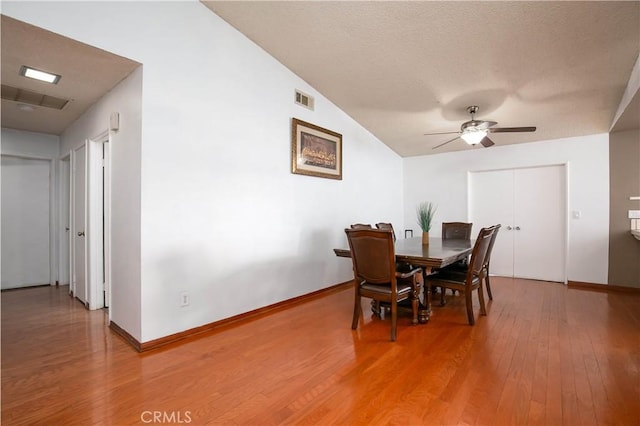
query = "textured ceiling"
xmin=1 ymin=15 xmax=140 ymax=136
xmin=204 ymin=1 xmax=640 ymax=156
xmin=1 ymin=3 xmax=638 ymax=154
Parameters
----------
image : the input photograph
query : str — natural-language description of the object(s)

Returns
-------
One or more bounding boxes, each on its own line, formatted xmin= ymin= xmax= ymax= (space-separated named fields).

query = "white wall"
xmin=4 ymin=2 xmax=404 ymax=342
xmin=1 ymin=128 xmax=59 ymax=158
xmin=404 ymin=134 xmax=610 ymax=284
xmin=59 ymin=68 xmax=143 ymax=340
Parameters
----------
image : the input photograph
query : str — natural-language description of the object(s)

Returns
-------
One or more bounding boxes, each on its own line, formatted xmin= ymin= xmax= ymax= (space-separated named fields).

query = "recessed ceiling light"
xmin=19 ymin=65 xmax=61 ymax=84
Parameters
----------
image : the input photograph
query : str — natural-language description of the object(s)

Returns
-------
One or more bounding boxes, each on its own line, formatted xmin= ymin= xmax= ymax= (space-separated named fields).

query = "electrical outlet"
xmin=180 ymin=291 xmax=190 ymax=307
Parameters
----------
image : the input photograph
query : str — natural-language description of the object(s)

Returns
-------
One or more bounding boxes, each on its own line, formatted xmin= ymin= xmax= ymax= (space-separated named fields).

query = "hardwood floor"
xmin=2 ymin=278 xmax=639 ymax=425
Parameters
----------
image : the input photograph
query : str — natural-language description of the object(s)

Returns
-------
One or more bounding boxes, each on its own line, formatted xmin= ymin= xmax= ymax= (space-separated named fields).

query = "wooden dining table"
xmin=333 ymin=237 xmax=473 ymax=323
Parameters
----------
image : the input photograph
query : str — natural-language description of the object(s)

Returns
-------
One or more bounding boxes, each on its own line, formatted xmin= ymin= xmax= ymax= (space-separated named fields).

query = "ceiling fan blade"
xmin=480 ymin=136 xmax=495 ymax=148
xmin=489 ymin=126 xmax=536 ymax=133
xmin=424 ymin=130 xmax=459 ymax=136
xmin=432 ymin=135 xmax=460 ymax=149
xmin=476 ymin=120 xmax=498 ymax=130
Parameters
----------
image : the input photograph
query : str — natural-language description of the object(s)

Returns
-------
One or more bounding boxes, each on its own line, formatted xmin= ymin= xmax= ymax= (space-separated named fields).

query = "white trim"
xmin=69 ymin=149 xmax=76 ymax=296
xmin=58 ymin=154 xmax=71 ymax=287
xmin=103 ymin=135 xmax=112 ymax=310
xmin=87 ymin=131 xmax=109 ymax=310
xmin=69 ymin=153 xmax=74 ymax=294
xmin=563 ymin=162 xmax=570 ymax=285
xmin=49 ymin=156 xmax=57 ymax=286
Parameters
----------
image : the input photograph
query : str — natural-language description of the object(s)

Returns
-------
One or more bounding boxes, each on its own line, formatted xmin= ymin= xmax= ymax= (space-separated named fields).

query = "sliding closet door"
xmin=469 ymin=169 xmax=515 ymax=277
xmin=513 ymin=165 xmax=566 ymax=282
xmin=470 ymin=165 xmax=566 ymax=282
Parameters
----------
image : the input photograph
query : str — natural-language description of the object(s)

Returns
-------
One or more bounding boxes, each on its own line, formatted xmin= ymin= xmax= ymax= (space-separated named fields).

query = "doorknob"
xmin=77 ymin=231 xmax=85 ymax=237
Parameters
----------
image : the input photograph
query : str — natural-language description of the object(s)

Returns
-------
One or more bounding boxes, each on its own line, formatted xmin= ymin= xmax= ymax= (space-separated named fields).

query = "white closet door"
xmin=1 ymin=156 xmax=51 ymax=289
xmin=470 ymin=165 xmax=566 ymax=282
xmin=514 ymin=166 xmax=566 ymax=282
xmin=469 ymin=169 xmax=514 ymax=277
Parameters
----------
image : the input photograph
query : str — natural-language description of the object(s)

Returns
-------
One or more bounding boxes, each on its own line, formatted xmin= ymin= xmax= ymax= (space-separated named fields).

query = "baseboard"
xmin=568 ymin=281 xmax=640 ymax=293
xmin=1 ymin=284 xmax=52 ymax=292
xmin=110 ymin=280 xmax=353 ymax=353
xmin=109 ymin=320 xmax=142 ymax=352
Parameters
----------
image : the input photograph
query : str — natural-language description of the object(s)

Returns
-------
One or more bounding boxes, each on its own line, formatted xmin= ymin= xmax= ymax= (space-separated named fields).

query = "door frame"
xmin=467 ymin=162 xmax=570 ymax=284
xmin=69 ymin=132 xmax=111 ymax=310
xmin=87 ymin=131 xmax=111 ymax=309
xmin=58 ymin=154 xmax=71 ymax=288
xmin=70 ymin=144 xmax=86 ymax=302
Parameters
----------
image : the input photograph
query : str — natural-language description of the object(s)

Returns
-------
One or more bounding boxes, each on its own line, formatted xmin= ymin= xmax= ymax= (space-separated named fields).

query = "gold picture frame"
xmin=291 ymin=118 xmax=342 ymax=180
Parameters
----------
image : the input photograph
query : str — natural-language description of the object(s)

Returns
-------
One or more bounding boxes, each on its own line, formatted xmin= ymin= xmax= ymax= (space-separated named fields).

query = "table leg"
xmin=418 ymin=268 xmax=432 ymax=323
xmin=411 ymin=276 xmax=421 ymax=325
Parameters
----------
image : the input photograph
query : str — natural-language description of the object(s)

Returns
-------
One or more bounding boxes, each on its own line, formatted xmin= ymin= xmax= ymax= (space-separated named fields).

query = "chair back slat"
xmin=375 ymin=222 xmax=397 ymax=241
xmin=468 ymin=226 xmax=497 ymax=277
xmin=484 ymin=224 xmax=501 ymax=267
xmin=345 ymin=229 xmax=395 ymax=284
xmin=350 ymin=223 xmax=373 ymax=230
xmin=442 ymin=222 xmax=473 ymax=240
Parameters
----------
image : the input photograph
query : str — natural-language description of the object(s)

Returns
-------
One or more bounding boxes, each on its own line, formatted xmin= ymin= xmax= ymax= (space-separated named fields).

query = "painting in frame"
xmin=291 ymin=118 xmax=342 ymax=180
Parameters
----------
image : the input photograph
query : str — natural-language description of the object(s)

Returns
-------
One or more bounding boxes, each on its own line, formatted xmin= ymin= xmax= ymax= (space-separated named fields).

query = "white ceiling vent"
xmin=295 ymin=89 xmax=314 ymax=111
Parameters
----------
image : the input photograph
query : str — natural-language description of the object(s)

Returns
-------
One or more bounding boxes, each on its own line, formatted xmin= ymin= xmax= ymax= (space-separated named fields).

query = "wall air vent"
xmin=1 ymin=84 xmax=70 ymax=110
xmin=295 ymin=89 xmax=314 ymax=111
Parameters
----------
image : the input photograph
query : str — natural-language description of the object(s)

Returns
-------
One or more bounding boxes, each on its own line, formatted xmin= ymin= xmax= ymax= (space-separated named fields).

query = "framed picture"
xmin=291 ymin=118 xmax=342 ymax=180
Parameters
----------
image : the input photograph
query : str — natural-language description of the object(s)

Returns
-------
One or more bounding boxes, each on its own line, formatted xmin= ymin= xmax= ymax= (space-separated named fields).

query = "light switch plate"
xmin=629 ymin=210 xmax=640 ymax=219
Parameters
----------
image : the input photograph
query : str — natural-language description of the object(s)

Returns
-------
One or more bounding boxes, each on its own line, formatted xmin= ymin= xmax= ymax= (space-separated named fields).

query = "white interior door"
xmin=73 ymin=145 xmax=87 ymax=305
xmin=470 ymin=165 xmax=566 ymax=282
xmin=513 ymin=166 xmax=566 ymax=282
xmin=1 ymin=156 xmax=51 ymax=289
xmin=469 ymin=169 xmax=514 ymax=277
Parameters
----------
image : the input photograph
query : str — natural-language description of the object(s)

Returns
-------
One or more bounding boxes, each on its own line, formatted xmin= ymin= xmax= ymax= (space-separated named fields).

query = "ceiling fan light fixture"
xmin=19 ymin=65 xmax=61 ymax=84
xmin=460 ymin=129 xmax=487 ymax=145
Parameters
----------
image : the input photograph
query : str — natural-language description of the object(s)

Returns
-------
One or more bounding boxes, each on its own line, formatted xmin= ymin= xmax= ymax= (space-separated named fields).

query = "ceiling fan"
xmin=426 ymin=106 xmax=536 ymax=150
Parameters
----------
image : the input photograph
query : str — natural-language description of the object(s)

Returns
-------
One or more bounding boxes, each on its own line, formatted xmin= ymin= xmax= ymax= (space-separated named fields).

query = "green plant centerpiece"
xmin=416 ymin=201 xmax=437 ymax=245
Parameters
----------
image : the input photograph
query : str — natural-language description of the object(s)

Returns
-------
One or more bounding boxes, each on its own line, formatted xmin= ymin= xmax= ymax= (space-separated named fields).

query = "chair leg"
xmin=465 ymin=289 xmax=475 ymax=325
xmin=352 ymin=293 xmax=361 ymax=330
xmin=390 ymin=300 xmax=397 ymax=341
xmin=478 ymin=285 xmax=487 ymax=316
xmin=485 ymin=274 xmax=493 ymax=300
xmin=371 ymin=300 xmax=381 ymax=317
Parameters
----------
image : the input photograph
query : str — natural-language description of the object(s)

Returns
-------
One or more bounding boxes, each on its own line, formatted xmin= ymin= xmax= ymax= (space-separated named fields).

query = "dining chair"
xmin=437 ymin=222 xmax=473 ymax=303
xmin=373 ymin=222 xmax=417 ymax=316
xmin=350 ymin=223 xmax=373 ymax=229
xmin=441 ymin=224 xmax=501 ymax=301
xmin=425 ymin=225 xmax=497 ymax=325
xmin=375 ymin=222 xmax=396 ymax=241
xmin=480 ymin=224 xmax=501 ymax=300
xmin=345 ymin=228 xmax=422 ymax=341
